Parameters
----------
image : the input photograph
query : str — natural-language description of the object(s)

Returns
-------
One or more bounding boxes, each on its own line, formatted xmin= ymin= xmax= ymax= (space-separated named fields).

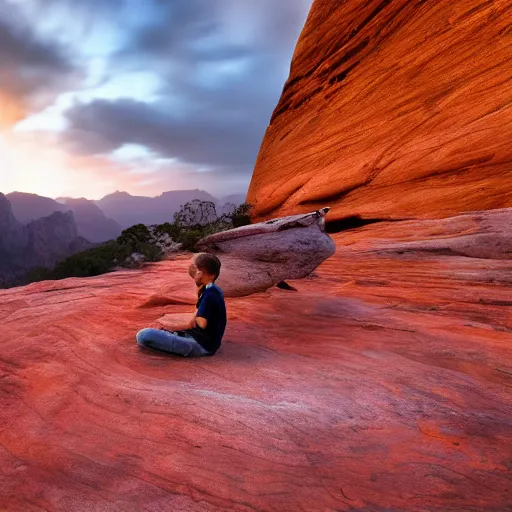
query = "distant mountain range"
xmin=6 ymin=190 xmax=247 ymax=242
xmin=0 ymin=193 xmax=92 ymax=288
xmin=95 ymin=189 xmax=211 ymax=228
xmin=7 ymin=192 xmax=123 ymax=243
xmin=94 ymin=190 xmax=246 ymax=228
xmin=0 ymin=189 xmax=246 ymax=287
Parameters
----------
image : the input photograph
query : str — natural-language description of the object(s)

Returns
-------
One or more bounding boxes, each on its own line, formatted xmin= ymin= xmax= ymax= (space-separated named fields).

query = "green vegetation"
xmin=24 ymin=239 xmax=161 ymax=284
xmin=23 ymin=201 xmax=253 ymax=285
xmin=150 ymin=199 xmax=253 ymax=251
xmin=230 ymin=202 xmax=253 ymax=228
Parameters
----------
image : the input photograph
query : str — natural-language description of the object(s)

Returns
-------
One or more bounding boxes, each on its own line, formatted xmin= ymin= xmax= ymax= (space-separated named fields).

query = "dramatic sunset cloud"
xmin=0 ymin=0 xmax=312 ymax=199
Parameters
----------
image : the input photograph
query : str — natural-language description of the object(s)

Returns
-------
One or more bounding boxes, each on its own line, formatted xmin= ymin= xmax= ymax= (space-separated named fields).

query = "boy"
xmin=136 ymin=253 xmax=227 ymax=357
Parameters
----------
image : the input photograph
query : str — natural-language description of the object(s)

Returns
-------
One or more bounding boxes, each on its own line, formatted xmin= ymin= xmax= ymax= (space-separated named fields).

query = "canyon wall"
xmin=0 ymin=193 xmax=91 ymax=287
xmin=247 ymin=0 xmax=512 ymax=222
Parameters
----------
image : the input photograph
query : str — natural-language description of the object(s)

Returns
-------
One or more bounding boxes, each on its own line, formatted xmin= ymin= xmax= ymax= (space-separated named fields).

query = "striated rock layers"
xmin=247 ymin=0 xmax=512 ymax=223
xmin=196 ymin=207 xmax=335 ymax=297
xmin=1 ymin=211 xmax=511 ymax=511
xmin=0 ymin=193 xmax=91 ymax=287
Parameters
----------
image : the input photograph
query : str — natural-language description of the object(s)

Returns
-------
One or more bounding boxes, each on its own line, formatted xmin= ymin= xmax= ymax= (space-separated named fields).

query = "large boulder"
xmin=247 ymin=0 xmax=512 ymax=223
xmin=196 ymin=207 xmax=335 ymax=297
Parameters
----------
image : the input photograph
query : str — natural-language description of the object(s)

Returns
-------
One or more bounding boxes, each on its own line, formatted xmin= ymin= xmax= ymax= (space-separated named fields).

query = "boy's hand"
xmin=148 ymin=320 xmax=164 ymax=330
xmin=146 ymin=312 xmax=196 ymax=332
xmin=187 ymin=311 xmax=197 ymax=329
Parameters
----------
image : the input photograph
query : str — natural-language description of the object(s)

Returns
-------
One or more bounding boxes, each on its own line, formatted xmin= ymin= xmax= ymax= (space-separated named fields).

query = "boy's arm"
xmin=187 ymin=310 xmax=198 ymax=329
xmin=195 ymin=293 xmax=210 ymax=329
xmin=187 ymin=283 xmax=206 ymax=329
xmin=196 ymin=316 xmax=207 ymax=329
xmin=164 ymin=313 xmax=197 ymax=331
xmin=153 ymin=312 xmax=197 ymax=331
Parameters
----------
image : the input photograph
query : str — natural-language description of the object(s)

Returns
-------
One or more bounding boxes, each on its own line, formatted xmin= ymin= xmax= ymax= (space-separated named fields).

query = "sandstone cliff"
xmin=247 ymin=0 xmax=512 ymax=223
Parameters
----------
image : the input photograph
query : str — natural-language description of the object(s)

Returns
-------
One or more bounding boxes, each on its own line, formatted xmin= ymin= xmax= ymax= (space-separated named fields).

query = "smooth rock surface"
xmin=196 ymin=208 xmax=335 ymax=297
xmin=247 ymin=0 xmax=512 ymax=222
xmin=1 ymin=215 xmax=511 ymax=511
xmin=339 ymin=207 xmax=512 ymax=260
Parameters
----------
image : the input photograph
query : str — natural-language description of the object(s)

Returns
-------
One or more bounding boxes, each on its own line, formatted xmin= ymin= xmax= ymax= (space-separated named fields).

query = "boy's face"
xmin=188 ymin=260 xmax=204 ymax=286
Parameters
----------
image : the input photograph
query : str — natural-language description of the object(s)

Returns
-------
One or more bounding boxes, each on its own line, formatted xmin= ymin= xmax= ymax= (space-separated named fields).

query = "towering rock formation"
xmin=247 ymin=0 xmax=512 ymax=223
xmin=55 ymin=197 xmax=122 ymax=242
xmin=0 ymin=193 xmax=91 ymax=287
xmin=0 ymin=193 xmax=26 ymax=278
xmin=24 ymin=211 xmax=91 ymax=270
xmin=6 ymin=191 xmax=68 ymax=223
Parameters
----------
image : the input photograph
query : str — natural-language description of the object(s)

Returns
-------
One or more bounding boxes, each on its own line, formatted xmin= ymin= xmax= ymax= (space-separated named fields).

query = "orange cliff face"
xmin=247 ymin=0 xmax=512 ymax=223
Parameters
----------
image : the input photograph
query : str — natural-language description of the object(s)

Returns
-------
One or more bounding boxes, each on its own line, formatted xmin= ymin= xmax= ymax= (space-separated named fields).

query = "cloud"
xmin=64 ymin=87 xmax=265 ymax=167
xmin=0 ymin=1 xmax=77 ymax=126
xmin=62 ymin=0 xmax=311 ymax=173
xmin=121 ymin=0 xmax=310 ymax=60
xmin=1 ymin=0 xmax=312 ymax=196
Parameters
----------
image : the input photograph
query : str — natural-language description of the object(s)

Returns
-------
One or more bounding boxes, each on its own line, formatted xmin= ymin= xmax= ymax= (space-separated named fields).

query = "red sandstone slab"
xmin=0 ymin=230 xmax=511 ymax=511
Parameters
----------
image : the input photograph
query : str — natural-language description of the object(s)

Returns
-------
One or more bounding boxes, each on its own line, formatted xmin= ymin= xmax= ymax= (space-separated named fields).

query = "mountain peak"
xmin=57 ymin=197 xmax=91 ymax=204
xmin=8 ymin=191 xmax=42 ymax=198
xmin=159 ymin=189 xmax=214 ymax=198
xmin=97 ymin=191 xmax=132 ymax=201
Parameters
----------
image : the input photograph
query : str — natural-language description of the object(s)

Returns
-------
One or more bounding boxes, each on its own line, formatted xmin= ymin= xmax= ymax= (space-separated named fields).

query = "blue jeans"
xmin=136 ymin=328 xmax=211 ymax=357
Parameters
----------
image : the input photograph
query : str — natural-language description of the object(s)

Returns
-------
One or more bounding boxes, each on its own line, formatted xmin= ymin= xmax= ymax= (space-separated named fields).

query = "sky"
xmin=0 ymin=0 xmax=312 ymax=200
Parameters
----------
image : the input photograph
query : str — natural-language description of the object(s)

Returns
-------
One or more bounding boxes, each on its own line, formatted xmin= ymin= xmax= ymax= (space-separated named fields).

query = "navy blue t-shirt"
xmin=185 ymin=284 xmax=226 ymax=354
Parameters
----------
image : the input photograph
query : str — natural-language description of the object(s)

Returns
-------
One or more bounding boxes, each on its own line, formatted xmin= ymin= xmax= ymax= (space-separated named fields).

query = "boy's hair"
xmin=194 ymin=253 xmax=221 ymax=281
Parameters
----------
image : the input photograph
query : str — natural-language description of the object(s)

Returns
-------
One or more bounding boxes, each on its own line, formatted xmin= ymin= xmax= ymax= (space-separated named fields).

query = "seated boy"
xmin=136 ymin=253 xmax=227 ymax=357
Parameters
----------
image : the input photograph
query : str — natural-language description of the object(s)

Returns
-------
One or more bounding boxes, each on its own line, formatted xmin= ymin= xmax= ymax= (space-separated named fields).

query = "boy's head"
xmin=189 ymin=253 xmax=221 ymax=286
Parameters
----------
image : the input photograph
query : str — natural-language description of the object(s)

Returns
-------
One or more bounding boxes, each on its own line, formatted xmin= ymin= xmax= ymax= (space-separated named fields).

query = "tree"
xmin=228 ymin=203 xmax=253 ymax=228
xmin=116 ymin=224 xmax=151 ymax=251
